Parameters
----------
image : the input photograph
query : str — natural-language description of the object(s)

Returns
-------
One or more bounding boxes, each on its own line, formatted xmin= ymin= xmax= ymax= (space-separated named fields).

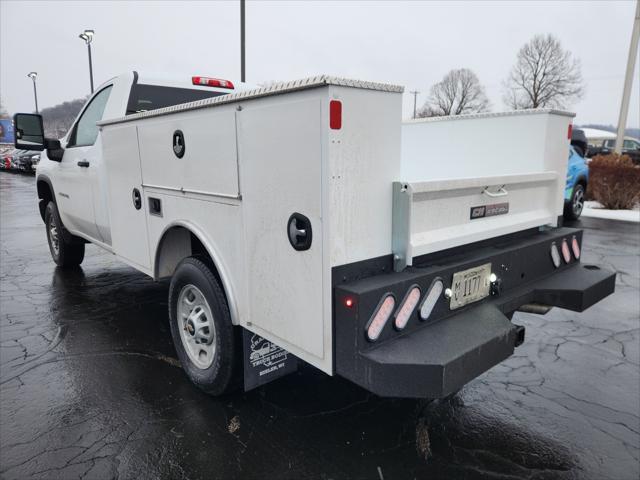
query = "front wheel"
xmin=168 ymin=257 xmax=240 ymax=396
xmin=564 ymin=183 xmax=585 ymax=220
xmin=44 ymin=202 xmax=85 ymax=267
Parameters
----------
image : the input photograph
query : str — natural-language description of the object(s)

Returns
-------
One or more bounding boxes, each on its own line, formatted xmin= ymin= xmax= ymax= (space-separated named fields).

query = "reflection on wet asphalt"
xmin=0 ymin=172 xmax=638 ymax=479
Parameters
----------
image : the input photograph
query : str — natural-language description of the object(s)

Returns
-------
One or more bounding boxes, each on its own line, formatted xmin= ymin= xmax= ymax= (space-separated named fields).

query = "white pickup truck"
xmin=14 ymin=72 xmax=615 ymax=398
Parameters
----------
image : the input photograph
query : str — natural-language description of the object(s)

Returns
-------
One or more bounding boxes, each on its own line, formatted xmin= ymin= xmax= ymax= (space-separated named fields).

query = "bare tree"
xmin=417 ymin=68 xmax=490 ymax=117
xmin=503 ymin=34 xmax=584 ymax=110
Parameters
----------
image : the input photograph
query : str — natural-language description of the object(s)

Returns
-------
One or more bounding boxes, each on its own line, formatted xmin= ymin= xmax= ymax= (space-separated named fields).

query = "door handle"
xmin=132 ymin=188 xmax=142 ymax=210
xmin=77 ymin=160 xmax=90 ymax=167
xmin=287 ymin=213 xmax=312 ymax=251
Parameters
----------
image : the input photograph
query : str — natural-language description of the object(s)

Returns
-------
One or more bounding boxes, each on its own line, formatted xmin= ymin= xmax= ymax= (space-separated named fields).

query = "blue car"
xmin=564 ymin=145 xmax=589 ymax=220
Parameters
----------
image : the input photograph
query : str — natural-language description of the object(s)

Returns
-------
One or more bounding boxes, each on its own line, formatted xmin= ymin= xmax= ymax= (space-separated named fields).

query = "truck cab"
xmin=34 ymin=72 xmax=248 ymax=249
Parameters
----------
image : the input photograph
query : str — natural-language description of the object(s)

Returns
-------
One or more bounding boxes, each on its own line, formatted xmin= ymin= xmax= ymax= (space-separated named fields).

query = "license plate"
xmin=449 ymin=263 xmax=492 ymax=310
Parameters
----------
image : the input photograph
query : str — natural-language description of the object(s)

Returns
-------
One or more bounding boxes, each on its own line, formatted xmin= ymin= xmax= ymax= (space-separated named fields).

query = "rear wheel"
xmin=168 ymin=257 xmax=240 ymax=395
xmin=45 ymin=202 xmax=85 ymax=267
xmin=564 ymin=183 xmax=585 ymax=220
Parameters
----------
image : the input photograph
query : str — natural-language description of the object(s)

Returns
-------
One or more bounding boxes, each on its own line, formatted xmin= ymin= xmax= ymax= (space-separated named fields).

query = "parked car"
xmin=587 ymin=136 xmax=640 ymax=163
xmin=14 ymin=150 xmax=40 ymax=173
xmin=1 ymin=148 xmax=18 ymax=171
xmin=564 ymin=145 xmax=588 ymax=220
xmin=570 ymin=127 xmax=588 ymax=157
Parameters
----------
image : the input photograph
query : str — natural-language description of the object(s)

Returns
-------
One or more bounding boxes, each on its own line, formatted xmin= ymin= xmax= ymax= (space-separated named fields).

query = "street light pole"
xmin=240 ymin=0 xmax=245 ymax=82
xmin=27 ymin=72 xmax=38 ymax=114
xmin=615 ymin=0 xmax=639 ymax=154
xmin=79 ymin=29 xmax=95 ymax=93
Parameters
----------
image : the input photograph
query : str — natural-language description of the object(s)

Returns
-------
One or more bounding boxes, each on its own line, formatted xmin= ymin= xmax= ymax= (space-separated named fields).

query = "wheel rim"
xmin=573 ymin=187 xmax=584 ymax=216
xmin=48 ymin=214 xmax=60 ymax=256
xmin=177 ymin=284 xmax=216 ymax=369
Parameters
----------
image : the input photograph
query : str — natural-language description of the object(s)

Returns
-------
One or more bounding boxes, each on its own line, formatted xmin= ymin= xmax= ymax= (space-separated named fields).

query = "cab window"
xmin=623 ymin=139 xmax=639 ymax=150
xmin=68 ymin=85 xmax=113 ymax=147
xmin=126 ymin=84 xmax=224 ymax=115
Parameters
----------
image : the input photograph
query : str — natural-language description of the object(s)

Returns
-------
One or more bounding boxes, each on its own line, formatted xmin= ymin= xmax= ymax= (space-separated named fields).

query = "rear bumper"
xmin=334 ymin=228 xmax=615 ymax=398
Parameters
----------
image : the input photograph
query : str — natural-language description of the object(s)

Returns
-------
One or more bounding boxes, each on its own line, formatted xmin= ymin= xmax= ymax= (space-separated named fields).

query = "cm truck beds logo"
xmin=470 ymin=202 xmax=509 ymax=220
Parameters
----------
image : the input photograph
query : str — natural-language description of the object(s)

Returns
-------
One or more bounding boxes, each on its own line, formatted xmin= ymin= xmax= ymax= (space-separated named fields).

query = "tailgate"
xmin=392 ymin=171 xmax=560 ymax=271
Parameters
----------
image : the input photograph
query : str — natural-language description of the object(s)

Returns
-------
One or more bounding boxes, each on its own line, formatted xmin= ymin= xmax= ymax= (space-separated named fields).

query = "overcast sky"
xmin=1 ymin=0 xmax=638 ymax=126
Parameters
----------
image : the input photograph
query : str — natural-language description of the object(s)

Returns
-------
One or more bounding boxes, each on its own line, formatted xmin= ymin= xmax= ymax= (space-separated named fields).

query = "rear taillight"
xmin=419 ymin=279 xmax=443 ymax=321
xmin=550 ymin=242 xmax=561 ymax=268
xmin=366 ymin=295 xmax=395 ymax=341
xmin=571 ymin=236 xmax=581 ymax=259
xmin=561 ymin=239 xmax=571 ymax=263
xmin=394 ymin=286 xmax=421 ymax=330
xmin=567 ymin=124 xmax=573 ymax=140
xmin=192 ymin=76 xmax=234 ymax=89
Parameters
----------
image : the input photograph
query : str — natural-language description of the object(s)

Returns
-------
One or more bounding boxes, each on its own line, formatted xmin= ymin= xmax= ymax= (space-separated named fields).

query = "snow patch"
xmin=582 ymin=201 xmax=640 ymax=223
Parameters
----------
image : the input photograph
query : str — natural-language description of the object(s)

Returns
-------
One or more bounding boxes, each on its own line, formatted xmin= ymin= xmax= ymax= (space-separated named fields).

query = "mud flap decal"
xmin=243 ymin=329 xmax=297 ymax=391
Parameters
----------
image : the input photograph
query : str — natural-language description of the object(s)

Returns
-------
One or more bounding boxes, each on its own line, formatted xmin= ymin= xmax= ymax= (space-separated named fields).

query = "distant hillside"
xmin=579 ymin=124 xmax=640 ymax=139
xmin=40 ymin=98 xmax=87 ymax=138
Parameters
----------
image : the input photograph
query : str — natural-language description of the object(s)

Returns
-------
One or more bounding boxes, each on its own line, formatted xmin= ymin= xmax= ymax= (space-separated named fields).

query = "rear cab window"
xmin=126 ymin=84 xmax=225 ymax=115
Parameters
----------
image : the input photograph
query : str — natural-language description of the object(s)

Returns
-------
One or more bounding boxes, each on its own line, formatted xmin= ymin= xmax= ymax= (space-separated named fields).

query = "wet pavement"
xmin=0 ymin=171 xmax=638 ymax=480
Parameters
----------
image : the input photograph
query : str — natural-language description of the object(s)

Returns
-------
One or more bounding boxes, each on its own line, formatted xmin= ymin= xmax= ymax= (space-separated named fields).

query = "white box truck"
xmin=13 ymin=73 xmax=615 ymax=398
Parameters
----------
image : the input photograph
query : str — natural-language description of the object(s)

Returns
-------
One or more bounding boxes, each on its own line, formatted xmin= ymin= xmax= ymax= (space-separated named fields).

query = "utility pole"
xmin=240 ymin=0 xmax=246 ymax=83
xmin=78 ymin=29 xmax=95 ymax=94
xmin=410 ymin=90 xmax=420 ymax=119
xmin=27 ymin=72 xmax=39 ymax=114
xmin=615 ymin=0 xmax=639 ymax=154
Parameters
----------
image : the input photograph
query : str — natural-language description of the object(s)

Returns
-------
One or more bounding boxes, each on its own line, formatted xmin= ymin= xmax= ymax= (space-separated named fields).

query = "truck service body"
xmin=14 ymin=72 xmax=615 ymax=398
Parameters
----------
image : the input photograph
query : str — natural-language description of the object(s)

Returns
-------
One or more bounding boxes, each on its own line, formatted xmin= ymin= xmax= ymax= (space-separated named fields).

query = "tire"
xmin=564 ymin=183 xmax=585 ymax=220
xmin=44 ymin=202 xmax=85 ymax=267
xmin=168 ymin=256 xmax=240 ymax=396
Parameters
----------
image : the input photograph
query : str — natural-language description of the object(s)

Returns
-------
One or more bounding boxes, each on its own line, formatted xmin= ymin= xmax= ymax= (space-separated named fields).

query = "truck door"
xmin=56 ymin=85 xmax=113 ymax=243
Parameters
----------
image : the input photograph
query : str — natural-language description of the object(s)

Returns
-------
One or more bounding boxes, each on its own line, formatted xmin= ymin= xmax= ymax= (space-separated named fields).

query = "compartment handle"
xmin=482 ymin=185 xmax=508 ymax=197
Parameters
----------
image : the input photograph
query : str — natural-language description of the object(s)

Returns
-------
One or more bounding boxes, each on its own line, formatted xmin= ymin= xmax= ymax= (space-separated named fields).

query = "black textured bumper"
xmin=333 ymin=228 xmax=616 ymax=398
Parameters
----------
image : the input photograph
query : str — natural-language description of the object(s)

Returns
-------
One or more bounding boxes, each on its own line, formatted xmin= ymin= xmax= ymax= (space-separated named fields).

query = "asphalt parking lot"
xmin=0 ymin=171 xmax=638 ymax=480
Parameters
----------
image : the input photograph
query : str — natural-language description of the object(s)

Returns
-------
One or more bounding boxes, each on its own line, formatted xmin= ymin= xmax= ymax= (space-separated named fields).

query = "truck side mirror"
xmin=14 ymin=113 xmax=45 ymax=151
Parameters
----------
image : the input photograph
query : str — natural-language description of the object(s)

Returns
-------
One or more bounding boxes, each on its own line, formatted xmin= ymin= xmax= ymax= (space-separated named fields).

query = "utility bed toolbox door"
xmin=238 ymin=95 xmax=327 ymax=367
xmin=102 ymin=123 xmax=152 ymax=272
xmin=393 ymin=171 xmax=559 ymax=271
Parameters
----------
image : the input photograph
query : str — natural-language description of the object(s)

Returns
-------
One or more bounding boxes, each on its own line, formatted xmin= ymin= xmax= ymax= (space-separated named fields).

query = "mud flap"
xmin=242 ymin=329 xmax=297 ymax=391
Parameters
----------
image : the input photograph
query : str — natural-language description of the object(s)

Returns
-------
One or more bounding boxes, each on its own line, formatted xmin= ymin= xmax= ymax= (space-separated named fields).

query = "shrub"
xmin=588 ymin=154 xmax=640 ymax=209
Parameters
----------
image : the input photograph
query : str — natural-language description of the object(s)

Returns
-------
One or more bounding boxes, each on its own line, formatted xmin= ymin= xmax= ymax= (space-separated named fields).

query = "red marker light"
xmin=344 ymin=297 xmax=354 ymax=308
xmin=567 ymin=124 xmax=573 ymax=140
xmin=330 ymin=100 xmax=342 ymax=130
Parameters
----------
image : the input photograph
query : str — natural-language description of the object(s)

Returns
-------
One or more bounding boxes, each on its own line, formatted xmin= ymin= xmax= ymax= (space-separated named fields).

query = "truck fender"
xmin=36 ymin=174 xmax=56 ymax=222
xmin=154 ymin=220 xmax=240 ymax=326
